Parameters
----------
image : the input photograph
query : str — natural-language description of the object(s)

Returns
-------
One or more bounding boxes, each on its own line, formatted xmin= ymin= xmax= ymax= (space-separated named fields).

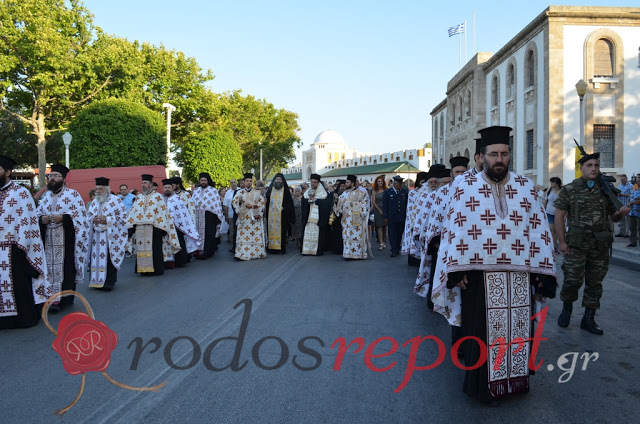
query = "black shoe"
xmin=557 ymin=302 xmax=572 ymax=327
xmin=626 ymin=244 xmax=637 ymax=248
xmin=615 ymin=233 xmax=625 ymax=237
xmin=580 ymin=308 xmax=604 ymax=335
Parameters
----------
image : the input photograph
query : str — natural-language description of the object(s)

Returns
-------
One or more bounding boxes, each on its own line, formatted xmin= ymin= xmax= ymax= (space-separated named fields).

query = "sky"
xmin=83 ymin=0 xmax=638 ymax=164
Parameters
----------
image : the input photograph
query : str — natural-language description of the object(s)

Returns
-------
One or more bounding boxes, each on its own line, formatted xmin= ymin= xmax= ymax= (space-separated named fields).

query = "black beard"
xmin=201 ymin=183 xmax=208 ymax=188
xmin=274 ymin=182 xmax=283 ymax=189
xmin=47 ymin=180 xmax=64 ymax=192
xmin=485 ymin=162 xmax=509 ymax=182
xmin=0 ymin=175 xmax=7 ymax=187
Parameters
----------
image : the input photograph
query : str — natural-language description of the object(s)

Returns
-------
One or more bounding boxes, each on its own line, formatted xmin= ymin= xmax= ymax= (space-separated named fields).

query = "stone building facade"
xmin=431 ymin=6 xmax=640 ymax=185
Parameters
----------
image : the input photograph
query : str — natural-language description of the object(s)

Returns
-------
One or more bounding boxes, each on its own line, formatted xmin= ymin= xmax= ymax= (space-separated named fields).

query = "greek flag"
xmin=448 ymin=23 xmax=465 ymax=37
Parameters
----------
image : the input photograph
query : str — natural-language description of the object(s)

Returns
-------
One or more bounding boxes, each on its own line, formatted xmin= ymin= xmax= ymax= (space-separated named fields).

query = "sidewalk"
xmin=611 ymin=235 xmax=640 ymax=267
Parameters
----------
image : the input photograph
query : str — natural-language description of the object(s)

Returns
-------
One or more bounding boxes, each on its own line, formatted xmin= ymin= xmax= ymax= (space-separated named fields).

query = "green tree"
xmin=182 ymin=124 xmax=242 ymax=187
xmin=207 ymin=90 xmax=301 ymax=177
xmin=0 ymin=0 xmax=126 ymax=185
xmin=0 ymin=111 xmax=63 ymax=167
xmin=67 ymin=99 xmax=166 ymax=169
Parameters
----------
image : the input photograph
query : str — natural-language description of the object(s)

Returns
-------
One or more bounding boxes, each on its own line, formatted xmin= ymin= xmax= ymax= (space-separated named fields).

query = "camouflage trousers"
xmin=560 ymin=247 xmax=609 ymax=309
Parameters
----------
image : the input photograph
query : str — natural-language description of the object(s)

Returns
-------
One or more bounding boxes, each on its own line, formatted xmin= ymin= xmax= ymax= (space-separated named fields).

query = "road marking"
xmin=81 ymin=253 xmax=308 ymax=424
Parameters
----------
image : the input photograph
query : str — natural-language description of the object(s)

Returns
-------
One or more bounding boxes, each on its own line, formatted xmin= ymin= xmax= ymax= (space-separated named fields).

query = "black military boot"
xmin=557 ymin=302 xmax=572 ymax=327
xmin=581 ymin=308 xmax=604 ymax=335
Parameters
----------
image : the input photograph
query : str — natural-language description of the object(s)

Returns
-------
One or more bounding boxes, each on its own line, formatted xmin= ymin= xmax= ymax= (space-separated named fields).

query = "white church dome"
xmin=313 ymin=129 xmax=345 ymax=145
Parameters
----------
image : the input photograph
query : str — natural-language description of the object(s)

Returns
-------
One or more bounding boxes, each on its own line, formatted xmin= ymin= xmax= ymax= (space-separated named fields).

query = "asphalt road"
xmin=1 ymin=240 xmax=639 ymax=424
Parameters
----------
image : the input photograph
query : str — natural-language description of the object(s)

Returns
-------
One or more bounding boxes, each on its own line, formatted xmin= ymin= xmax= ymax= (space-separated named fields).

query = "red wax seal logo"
xmin=52 ymin=312 xmax=117 ymax=376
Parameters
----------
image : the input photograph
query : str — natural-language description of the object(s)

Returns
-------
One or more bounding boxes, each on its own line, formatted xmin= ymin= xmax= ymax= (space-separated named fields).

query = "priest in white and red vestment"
xmin=414 ymin=159 xmax=468 ymax=308
xmin=410 ymin=165 xmax=445 ymax=264
xmin=86 ymin=177 xmax=127 ymax=290
xmin=401 ymin=171 xmax=429 ymax=265
xmin=172 ymin=176 xmax=196 ymax=224
xmin=432 ymin=126 xmax=557 ymax=405
xmin=37 ymin=164 xmax=88 ymax=311
xmin=191 ymin=173 xmax=224 ymax=260
xmin=232 ymin=173 xmax=266 ymax=261
xmin=162 ymin=179 xmax=201 ymax=268
xmin=301 ymin=174 xmax=332 ymax=256
xmin=0 ymin=156 xmax=51 ymax=329
xmin=265 ymin=173 xmax=296 ymax=254
xmin=126 ymin=174 xmax=180 ymax=275
xmin=336 ymin=175 xmax=370 ymax=260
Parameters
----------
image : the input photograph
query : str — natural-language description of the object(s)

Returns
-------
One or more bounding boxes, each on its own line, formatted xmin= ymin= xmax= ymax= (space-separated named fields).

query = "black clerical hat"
xmin=426 ymin=164 xmax=445 ymax=179
xmin=0 ymin=155 xmax=17 ymax=171
xmin=474 ymin=138 xmax=483 ymax=155
xmin=95 ymin=177 xmax=109 ymax=186
xmin=310 ymin=173 xmax=322 ymax=181
xmin=346 ymin=175 xmax=357 ymax=183
xmin=450 ymin=156 xmax=470 ymax=169
xmin=578 ymin=152 xmax=600 ymax=165
xmin=141 ymin=174 xmax=154 ymax=182
xmin=243 ymin=173 xmax=254 ymax=180
xmin=50 ymin=164 xmax=69 ymax=177
xmin=161 ymin=179 xmax=173 ymax=186
xmin=478 ymin=126 xmax=512 ymax=147
xmin=438 ymin=168 xmax=451 ymax=178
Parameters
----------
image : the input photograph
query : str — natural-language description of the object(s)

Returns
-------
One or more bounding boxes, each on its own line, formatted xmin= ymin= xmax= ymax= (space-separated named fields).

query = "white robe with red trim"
xmin=432 ymin=171 xmax=556 ymax=326
xmin=0 ymin=182 xmax=51 ymax=316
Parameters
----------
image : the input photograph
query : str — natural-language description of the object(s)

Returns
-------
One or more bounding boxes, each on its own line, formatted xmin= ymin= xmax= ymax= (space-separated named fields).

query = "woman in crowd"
xmin=371 ymin=175 xmax=387 ymax=250
xmin=543 ymin=177 xmax=562 ymax=254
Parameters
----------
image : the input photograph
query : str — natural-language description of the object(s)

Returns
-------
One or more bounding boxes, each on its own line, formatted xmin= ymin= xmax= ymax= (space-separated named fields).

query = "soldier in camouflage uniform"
xmin=554 ymin=152 xmax=630 ymax=335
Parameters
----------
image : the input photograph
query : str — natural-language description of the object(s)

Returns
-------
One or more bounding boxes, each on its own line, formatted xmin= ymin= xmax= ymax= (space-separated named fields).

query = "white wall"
xmin=563 ymin=25 xmax=640 ymax=182
xmin=484 ymin=30 xmax=545 ymax=180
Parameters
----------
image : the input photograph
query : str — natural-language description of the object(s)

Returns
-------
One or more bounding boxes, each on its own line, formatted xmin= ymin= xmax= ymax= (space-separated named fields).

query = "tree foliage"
xmin=207 ymin=91 xmax=301 ymax=177
xmin=0 ymin=0 xmax=120 ymax=184
xmin=182 ymin=124 xmax=243 ymax=187
xmin=67 ymin=99 xmax=166 ymax=169
xmin=0 ymin=1 xmax=300 ymax=183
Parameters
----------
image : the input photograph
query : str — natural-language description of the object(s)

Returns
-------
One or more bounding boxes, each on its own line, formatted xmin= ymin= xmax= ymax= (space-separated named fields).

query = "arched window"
xmin=491 ymin=75 xmax=499 ymax=107
xmin=451 ymin=102 xmax=456 ymax=125
xmin=594 ymin=39 xmax=614 ymax=77
xmin=466 ymin=90 xmax=472 ymax=117
xmin=434 ymin=118 xmax=438 ymax=141
xmin=440 ymin=114 xmax=444 ymax=136
xmin=507 ymin=64 xmax=515 ymax=98
xmin=526 ymin=50 xmax=535 ymax=87
xmin=458 ymin=95 xmax=463 ymax=121
xmin=464 ymin=148 xmax=470 ymax=159
xmin=341 ymin=153 xmax=345 ymax=160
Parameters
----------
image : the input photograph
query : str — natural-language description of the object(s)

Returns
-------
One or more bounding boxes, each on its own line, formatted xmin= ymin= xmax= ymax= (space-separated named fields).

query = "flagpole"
xmin=464 ymin=19 xmax=467 ymax=63
xmin=458 ymin=31 xmax=461 ymax=70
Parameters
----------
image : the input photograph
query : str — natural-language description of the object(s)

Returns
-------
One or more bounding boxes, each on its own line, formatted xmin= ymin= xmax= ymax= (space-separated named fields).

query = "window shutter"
xmin=594 ymin=39 xmax=613 ymax=77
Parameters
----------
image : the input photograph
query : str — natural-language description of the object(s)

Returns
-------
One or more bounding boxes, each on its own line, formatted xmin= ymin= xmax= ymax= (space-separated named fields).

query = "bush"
xmin=182 ymin=124 xmax=243 ymax=187
xmin=68 ymin=99 xmax=166 ymax=169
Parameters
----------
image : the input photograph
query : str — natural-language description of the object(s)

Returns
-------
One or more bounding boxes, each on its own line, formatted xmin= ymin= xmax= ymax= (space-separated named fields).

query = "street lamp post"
xmin=163 ymin=103 xmax=176 ymax=177
xmin=62 ymin=132 xmax=72 ymax=168
xmin=259 ymin=141 xmax=263 ymax=182
xmin=575 ymin=79 xmax=588 ymax=146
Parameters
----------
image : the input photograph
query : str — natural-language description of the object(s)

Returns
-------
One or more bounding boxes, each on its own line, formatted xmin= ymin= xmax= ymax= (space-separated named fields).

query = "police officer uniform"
xmin=383 ymin=176 xmax=409 ymax=256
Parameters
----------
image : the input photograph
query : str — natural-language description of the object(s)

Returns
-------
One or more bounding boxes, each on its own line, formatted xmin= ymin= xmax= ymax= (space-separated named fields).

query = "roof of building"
xmin=313 ymin=129 xmax=346 ymax=145
xmin=321 ymin=161 xmax=420 ymax=178
xmin=282 ymin=172 xmax=302 ymax=180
